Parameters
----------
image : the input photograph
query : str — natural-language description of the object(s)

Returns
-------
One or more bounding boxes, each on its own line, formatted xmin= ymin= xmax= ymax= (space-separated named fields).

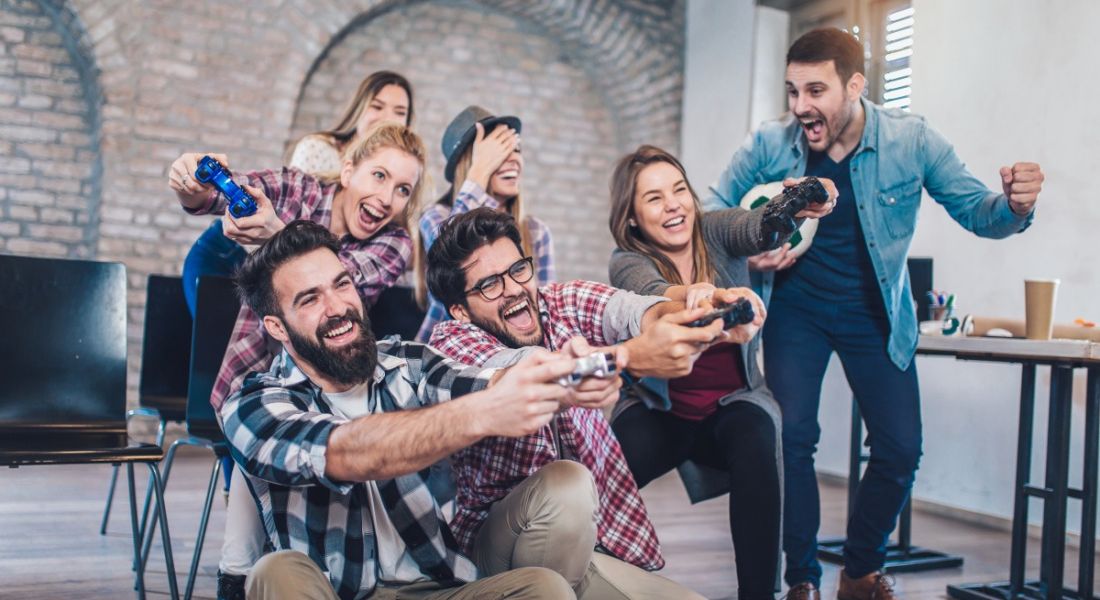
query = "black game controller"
xmin=558 ymin=352 xmax=618 ymax=387
xmin=761 ymin=176 xmax=829 ymax=238
xmin=194 ymin=155 xmax=258 ymax=219
xmin=687 ymin=297 xmax=756 ymax=329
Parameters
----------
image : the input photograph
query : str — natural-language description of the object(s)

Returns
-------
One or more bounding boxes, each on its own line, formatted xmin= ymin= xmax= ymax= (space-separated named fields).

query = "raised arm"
xmin=324 ymin=347 xmax=576 ymax=481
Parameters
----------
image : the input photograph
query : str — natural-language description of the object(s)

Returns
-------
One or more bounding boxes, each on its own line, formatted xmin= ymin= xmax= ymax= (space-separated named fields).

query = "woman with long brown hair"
xmin=413 ymin=105 xmax=554 ymax=341
xmin=607 ymin=144 xmax=835 ymax=600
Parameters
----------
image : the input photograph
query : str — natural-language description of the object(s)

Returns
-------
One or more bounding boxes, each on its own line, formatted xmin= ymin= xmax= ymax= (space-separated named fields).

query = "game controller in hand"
xmin=761 ymin=176 xmax=829 ymax=237
xmin=194 ymin=155 xmax=258 ymax=218
xmin=558 ymin=352 xmax=618 ymax=387
xmin=687 ymin=297 xmax=756 ymax=329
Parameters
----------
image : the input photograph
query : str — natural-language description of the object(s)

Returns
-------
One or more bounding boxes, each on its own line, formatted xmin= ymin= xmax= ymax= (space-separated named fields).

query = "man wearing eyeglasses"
xmin=423 ymin=208 xmax=763 ymax=599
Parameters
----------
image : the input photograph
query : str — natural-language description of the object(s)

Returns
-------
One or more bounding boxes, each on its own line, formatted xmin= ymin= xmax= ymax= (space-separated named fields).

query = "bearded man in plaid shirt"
xmin=425 ymin=209 xmax=764 ymax=599
xmin=221 ymin=220 xmax=624 ymax=600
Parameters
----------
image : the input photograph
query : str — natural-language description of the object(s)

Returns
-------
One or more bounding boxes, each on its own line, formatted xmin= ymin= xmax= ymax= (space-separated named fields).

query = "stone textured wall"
xmin=0 ymin=0 xmax=684 ymax=403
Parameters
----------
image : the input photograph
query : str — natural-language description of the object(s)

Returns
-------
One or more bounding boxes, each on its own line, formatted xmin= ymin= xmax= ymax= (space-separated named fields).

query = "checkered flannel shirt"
xmin=221 ymin=340 xmax=492 ymax=600
xmin=185 ymin=167 xmax=412 ymax=411
xmin=414 ymin=180 xmax=555 ymax=342
xmin=429 ymin=280 xmax=665 ymax=571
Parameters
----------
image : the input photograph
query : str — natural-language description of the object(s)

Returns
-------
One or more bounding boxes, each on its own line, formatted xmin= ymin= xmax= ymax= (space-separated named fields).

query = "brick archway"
xmin=288 ymin=0 xmax=684 ymax=282
xmin=0 ymin=0 xmax=103 ymax=259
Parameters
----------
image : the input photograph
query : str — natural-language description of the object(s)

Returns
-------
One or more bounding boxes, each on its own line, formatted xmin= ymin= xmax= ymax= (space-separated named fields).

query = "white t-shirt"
xmin=324 ymin=382 xmax=429 ymax=584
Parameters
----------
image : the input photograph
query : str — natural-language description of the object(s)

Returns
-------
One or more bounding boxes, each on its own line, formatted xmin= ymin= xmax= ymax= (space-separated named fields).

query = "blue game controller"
xmin=194 ymin=155 xmax=258 ymax=219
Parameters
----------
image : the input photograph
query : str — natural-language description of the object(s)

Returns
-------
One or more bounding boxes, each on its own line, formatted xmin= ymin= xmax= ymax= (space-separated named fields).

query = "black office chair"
xmin=0 ymin=254 xmax=179 ymax=600
xmin=138 ymin=274 xmax=242 ymax=600
xmin=369 ymin=285 xmax=425 ymax=340
xmin=101 ymin=274 xmax=193 ymax=536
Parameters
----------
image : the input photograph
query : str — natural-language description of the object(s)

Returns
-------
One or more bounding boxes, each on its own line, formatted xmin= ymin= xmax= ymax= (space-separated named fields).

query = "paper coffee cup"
xmin=1024 ymin=279 xmax=1059 ymax=340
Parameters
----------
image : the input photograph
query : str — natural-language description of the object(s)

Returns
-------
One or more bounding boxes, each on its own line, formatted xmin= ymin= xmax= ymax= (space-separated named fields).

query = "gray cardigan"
xmin=608 ymin=206 xmax=786 ymax=503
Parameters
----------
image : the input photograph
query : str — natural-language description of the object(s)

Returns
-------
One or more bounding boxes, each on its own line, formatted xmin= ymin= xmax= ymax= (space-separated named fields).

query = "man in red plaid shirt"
xmin=426 ymin=209 xmax=763 ymax=599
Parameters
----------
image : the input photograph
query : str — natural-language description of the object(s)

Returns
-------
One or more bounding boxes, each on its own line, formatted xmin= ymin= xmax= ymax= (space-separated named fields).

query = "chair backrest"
xmin=138 ymin=275 xmax=193 ymax=422
xmin=907 ymin=256 xmax=933 ymax=322
xmin=187 ymin=275 xmax=241 ymax=441
xmin=368 ymin=285 xmax=425 ymax=341
xmin=0 ymin=254 xmax=128 ymax=450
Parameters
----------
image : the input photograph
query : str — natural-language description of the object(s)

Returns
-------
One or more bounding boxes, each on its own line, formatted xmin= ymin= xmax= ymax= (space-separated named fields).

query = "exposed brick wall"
xmin=291 ymin=0 xmax=655 ymax=283
xmin=0 ymin=0 xmax=101 ymax=259
xmin=1 ymin=0 xmax=684 ymax=405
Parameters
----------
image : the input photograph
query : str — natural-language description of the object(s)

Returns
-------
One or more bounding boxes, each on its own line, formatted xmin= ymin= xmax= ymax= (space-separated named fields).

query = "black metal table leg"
xmin=1011 ymin=364 xmax=1039 ymax=596
xmin=1077 ymin=369 xmax=1098 ymax=600
xmin=948 ymin=363 xmax=1096 ymax=600
xmin=1041 ymin=367 xmax=1074 ymax=600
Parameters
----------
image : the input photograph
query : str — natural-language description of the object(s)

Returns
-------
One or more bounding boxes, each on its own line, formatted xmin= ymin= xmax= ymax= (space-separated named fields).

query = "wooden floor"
xmin=1 ymin=444 xmax=1096 ymax=599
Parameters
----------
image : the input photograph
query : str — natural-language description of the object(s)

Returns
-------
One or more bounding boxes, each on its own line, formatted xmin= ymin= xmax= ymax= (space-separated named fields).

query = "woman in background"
xmin=414 ymin=105 xmax=554 ymax=341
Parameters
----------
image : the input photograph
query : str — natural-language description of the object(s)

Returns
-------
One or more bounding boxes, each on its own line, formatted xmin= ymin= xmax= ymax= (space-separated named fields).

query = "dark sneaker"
xmin=838 ymin=570 xmax=897 ymax=600
xmin=784 ymin=582 xmax=821 ymax=600
xmin=217 ymin=570 xmax=246 ymax=600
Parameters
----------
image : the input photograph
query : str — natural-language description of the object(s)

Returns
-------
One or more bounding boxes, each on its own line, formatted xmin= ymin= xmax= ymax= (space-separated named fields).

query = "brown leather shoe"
xmin=837 ymin=571 xmax=897 ymax=600
xmin=784 ymin=582 xmax=821 ymax=600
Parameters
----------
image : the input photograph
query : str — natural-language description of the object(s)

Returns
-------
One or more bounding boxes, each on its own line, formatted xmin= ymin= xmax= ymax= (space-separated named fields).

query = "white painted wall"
xmin=680 ymin=0 xmax=757 ymax=189
xmin=683 ymin=0 xmax=1100 ymax=534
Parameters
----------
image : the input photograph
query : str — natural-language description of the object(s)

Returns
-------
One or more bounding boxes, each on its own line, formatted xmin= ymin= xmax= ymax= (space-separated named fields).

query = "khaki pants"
xmin=473 ymin=460 xmax=704 ymax=600
xmin=246 ymin=550 xmax=574 ymax=600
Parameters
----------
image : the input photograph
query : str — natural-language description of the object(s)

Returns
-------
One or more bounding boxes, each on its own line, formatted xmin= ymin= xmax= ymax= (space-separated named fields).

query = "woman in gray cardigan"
xmin=607 ymin=145 xmax=835 ymax=600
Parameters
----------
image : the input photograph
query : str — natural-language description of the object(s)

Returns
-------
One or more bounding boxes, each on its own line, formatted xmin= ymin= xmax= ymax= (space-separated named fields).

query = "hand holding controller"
xmin=687 ymin=297 xmax=756 ymax=329
xmin=558 ymin=352 xmax=618 ymax=387
xmin=194 ymin=155 xmax=258 ymax=218
xmin=761 ymin=176 xmax=829 ymax=237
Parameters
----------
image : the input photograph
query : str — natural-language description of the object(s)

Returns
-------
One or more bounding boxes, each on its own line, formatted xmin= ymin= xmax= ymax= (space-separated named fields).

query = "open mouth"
xmin=497 ymin=169 xmax=520 ymax=181
xmin=662 ymin=216 xmax=686 ymax=229
xmin=500 ymin=297 xmax=536 ymax=332
xmin=800 ymin=117 xmax=825 ymax=141
xmin=320 ymin=318 xmax=357 ymax=345
xmin=358 ymin=203 xmax=387 ymax=229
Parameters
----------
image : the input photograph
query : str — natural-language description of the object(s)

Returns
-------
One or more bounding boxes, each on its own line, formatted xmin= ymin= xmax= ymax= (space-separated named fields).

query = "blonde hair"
xmin=608 ymin=145 xmax=714 ymax=286
xmin=284 ymin=70 xmax=414 ymax=164
xmin=413 ymin=144 xmax=534 ymax=308
xmin=320 ymin=122 xmax=428 ymax=234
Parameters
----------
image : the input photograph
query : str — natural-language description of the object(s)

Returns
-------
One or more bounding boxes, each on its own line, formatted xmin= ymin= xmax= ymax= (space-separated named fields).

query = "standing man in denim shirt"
xmin=705 ymin=28 xmax=1044 ymax=600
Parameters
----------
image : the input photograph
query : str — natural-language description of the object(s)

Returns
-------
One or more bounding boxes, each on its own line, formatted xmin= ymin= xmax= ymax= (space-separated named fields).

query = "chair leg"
xmin=184 ymin=458 xmax=222 ymax=600
xmin=101 ymin=463 xmax=121 ymax=535
xmin=146 ymin=462 xmax=180 ymax=600
xmin=139 ymin=437 xmax=184 ymax=575
xmin=126 ymin=464 xmax=146 ymax=600
xmin=133 ymin=420 xmax=168 ymax=542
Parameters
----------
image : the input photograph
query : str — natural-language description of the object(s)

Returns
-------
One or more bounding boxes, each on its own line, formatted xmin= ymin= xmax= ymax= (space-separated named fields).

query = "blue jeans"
xmin=182 ymin=218 xmax=246 ymax=489
xmin=182 ymin=219 xmax=247 ymax=316
xmin=763 ymin=292 xmax=922 ymax=585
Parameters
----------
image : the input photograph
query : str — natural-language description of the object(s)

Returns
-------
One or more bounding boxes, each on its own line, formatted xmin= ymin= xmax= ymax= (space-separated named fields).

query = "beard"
xmin=468 ymin=292 xmax=544 ymax=350
xmin=284 ymin=308 xmax=377 ymax=387
xmin=799 ymin=100 xmax=854 ymax=152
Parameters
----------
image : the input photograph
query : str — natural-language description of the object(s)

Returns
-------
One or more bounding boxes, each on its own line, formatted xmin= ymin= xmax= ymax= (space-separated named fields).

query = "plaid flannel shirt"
xmin=414 ymin=180 xmax=555 ymax=342
xmin=221 ymin=340 xmax=492 ymax=600
xmin=185 ymin=167 xmax=412 ymax=411
xmin=428 ymin=280 xmax=665 ymax=571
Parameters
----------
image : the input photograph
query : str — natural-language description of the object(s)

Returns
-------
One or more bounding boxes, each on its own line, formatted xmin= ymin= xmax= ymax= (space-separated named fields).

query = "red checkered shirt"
xmin=185 ymin=167 xmax=412 ymax=412
xmin=428 ymin=280 xmax=664 ymax=570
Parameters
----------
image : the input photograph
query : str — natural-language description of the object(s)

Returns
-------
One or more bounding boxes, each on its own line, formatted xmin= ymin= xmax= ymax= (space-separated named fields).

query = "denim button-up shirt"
xmin=704 ymin=97 xmax=1034 ymax=370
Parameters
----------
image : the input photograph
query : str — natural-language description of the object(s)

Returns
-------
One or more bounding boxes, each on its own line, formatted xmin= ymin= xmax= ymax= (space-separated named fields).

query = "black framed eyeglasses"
xmin=465 ymin=256 xmax=535 ymax=301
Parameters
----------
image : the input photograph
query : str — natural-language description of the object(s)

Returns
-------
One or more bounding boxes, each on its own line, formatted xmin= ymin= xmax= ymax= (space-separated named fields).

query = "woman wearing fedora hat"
xmin=414 ymin=106 xmax=555 ymax=342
